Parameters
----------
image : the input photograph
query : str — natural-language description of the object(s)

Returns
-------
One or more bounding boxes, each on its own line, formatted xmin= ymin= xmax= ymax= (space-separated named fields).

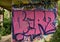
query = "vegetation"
xmin=0 ymin=0 xmax=59 ymax=11
xmin=49 ymin=1 xmax=60 ymax=42
xmin=0 ymin=9 xmax=11 ymax=36
xmin=58 ymin=1 xmax=60 ymax=16
xmin=0 ymin=18 xmax=11 ymax=36
xmin=0 ymin=0 xmax=11 ymax=11
xmin=13 ymin=0 xmax=59 ymax=9
xmin=50 ymin=20 xmax=60 ymax=42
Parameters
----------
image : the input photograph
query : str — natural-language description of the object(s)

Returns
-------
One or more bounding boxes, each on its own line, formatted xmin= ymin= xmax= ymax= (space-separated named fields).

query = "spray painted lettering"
xmin=12 ymin=10 xmax=57 ymax=42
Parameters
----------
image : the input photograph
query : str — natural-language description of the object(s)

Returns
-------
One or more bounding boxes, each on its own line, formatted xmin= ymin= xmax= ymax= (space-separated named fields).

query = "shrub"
xmin=3 ymin=18 xmax=11 ymax=36
xmin=0 ymin=18 xmax=11 ymax=36
xmin=50 ymin=20 xmax=60 ymax=42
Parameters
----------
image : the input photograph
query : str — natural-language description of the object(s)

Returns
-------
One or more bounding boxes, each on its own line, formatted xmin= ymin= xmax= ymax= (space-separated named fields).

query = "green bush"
xmin=0 ymin=18 xmax=11 ymax=36
xmin=49 ymin=1 xmax=60 ymax=42
xmin=3 ymin=18 xmax=11 ymax=35
xmin=50 ymin=20 xmax=60 ymax=42
xmin=58 ymin=1 xmax=60 ymax=17
xmin=0 ymin=27 xmax=5 ymax=36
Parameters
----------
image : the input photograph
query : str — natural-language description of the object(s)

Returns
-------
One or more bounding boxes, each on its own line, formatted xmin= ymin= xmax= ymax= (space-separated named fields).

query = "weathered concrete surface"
xmin=0 ymin=35 xmax=11 ymax=42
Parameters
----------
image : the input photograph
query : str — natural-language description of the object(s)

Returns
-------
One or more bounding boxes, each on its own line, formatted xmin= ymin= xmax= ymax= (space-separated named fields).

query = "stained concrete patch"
xmin=0 ymin=35 xmax=11 ymax=42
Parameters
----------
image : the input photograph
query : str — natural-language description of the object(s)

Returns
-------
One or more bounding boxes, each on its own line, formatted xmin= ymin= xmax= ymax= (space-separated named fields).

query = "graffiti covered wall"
xmin=12 ymin=10 xmax=57 ymax=42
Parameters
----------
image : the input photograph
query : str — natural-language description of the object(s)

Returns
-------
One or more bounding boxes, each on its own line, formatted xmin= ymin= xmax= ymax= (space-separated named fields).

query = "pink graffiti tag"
xmin=12 ymin=10 xmax=57 ymax=41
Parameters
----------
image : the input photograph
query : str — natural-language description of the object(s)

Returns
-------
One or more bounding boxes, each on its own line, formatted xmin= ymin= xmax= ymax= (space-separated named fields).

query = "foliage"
xmin=58 ymin=1 xmax=60 ymax=16
xmin=49 ymin=20 xmax=60 ymax=42
xmin=49 ymin=1 xmax=60 ymax=42
xmin=0 ymin=0 xmax=59 ymax=11
xmin=0 ymin=0 xmax=11 ymax=11
xmin=13 ymin=0 xmax=59 ymax=9
xmin=13 ymin=0 xmax=58 ymax=4
xmin=0 ymin=10 xmax=3 ymax=14
xmin=0 ymin=18 xmax=11 ymax=36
